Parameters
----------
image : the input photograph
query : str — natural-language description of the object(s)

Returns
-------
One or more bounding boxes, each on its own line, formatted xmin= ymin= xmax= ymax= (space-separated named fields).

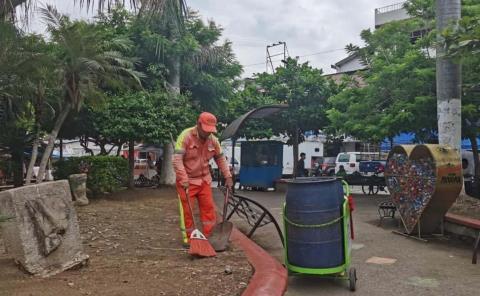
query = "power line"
xmin=244 ymin=48 xmax=345 ymax=68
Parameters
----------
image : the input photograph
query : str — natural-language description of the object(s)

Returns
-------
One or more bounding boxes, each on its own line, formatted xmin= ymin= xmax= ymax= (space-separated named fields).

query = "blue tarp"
xmin=380 ymin=133 xmax=480 ymax=151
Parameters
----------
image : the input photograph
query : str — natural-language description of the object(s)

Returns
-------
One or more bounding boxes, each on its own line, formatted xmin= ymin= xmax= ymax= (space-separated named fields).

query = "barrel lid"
xmin=285 ymin=177 xmax=340 ymax=184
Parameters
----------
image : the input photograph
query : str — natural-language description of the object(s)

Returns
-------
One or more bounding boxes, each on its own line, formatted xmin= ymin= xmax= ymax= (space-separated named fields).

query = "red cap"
xmin=198 ymin=112 xmax=217 ymax=133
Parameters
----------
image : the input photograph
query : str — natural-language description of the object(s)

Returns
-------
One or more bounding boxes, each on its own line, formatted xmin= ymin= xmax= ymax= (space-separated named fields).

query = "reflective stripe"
xmin=201 ymin=221 xmax=216 ymax=225
xmin=177 ymin=196 xmax=188 ymax=244
xmin=175 ymin=127 xmax=194 ymax=151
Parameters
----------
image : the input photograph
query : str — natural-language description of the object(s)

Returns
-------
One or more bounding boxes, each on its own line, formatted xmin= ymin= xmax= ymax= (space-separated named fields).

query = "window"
xmin=338 ymin=154 xmax=350 ymax=162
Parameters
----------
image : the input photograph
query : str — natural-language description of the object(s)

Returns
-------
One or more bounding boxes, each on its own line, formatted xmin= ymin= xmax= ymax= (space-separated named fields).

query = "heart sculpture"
xmin=385 ymin=144 xmax=462 ymax=234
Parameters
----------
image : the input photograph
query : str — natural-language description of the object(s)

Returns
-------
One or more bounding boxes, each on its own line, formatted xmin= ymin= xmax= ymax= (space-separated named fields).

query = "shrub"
xmin=53 ymin=156 xmax=128 ymax=196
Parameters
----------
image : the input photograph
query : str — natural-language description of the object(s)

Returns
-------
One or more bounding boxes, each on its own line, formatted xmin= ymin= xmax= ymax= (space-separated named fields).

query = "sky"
xmin=25 ymin=0 xmax=401 ymax=77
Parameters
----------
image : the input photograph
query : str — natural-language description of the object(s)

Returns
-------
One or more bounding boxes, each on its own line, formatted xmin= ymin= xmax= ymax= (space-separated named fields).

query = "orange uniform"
xmin=173 ymin=126 xmax=231 ymax=242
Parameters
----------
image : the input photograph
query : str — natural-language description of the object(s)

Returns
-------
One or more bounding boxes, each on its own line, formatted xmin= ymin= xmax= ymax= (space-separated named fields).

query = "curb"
xmin=230 ymin=228 xmax=288 ymax=296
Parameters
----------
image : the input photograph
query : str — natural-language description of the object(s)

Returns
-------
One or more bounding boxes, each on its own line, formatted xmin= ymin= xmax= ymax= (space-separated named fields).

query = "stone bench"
xmin=444 ymin=213 xmax=480 ymax=264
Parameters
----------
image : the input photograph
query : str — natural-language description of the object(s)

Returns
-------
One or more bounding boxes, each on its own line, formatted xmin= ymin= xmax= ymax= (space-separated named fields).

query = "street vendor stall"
xmin=239 ymin=141 xmax=283 ymax=190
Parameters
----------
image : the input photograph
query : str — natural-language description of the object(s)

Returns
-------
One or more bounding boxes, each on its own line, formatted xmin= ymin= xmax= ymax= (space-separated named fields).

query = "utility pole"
xmin=436 ymin=0 xmax=462 ymax=152
xmin=266 ymin=41 xmax=289 ymax=73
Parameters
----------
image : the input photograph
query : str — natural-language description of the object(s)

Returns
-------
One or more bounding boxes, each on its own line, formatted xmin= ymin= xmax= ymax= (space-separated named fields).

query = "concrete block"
xmin=68 ymin=173 xmax=89 ymax=206
xmin=0 ymin=180 xmax=89 ymax=277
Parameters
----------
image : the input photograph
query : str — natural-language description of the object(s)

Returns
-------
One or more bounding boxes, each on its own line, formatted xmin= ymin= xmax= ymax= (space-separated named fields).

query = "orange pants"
xmin=176 ymin=181 xmax=216 ymax=241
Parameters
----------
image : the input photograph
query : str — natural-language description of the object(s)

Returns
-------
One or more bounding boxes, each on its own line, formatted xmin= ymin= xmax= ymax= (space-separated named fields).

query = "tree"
xmin=246 ymin=58 xmax=336 ymax=176
xmin=328 ymin=20 xmax=437 ymax=145
xmin=1 ymin=1 xmax=188 ymax=25
xmin=35 ymin=5 xmax=143 ymax=183
xmin=91 ymin=90 xmax=194 ymax=187
xmin=181 ymin=12 xmax=243 ymax=114
xmin=125 ymin=7 xmax=240 ymax=184
xmin=0 ymin=21 xmax=39 ymax=186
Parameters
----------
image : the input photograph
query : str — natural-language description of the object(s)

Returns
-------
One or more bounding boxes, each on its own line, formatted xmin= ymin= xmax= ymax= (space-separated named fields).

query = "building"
xmin=330 ymin=1 xmax=415 ymax=78
xmin=374 ymin=2 xmax=411 ymax=28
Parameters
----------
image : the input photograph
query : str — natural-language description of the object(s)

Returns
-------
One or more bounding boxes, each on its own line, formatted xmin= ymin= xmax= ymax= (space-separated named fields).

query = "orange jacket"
xmin=173 ymin=127 xmax=232 ymax=186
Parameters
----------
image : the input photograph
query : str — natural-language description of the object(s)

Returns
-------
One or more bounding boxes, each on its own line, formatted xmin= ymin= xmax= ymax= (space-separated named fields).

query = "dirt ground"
xmin=448 ymin=194 xmax=480 ymax=220
xmin=0 ymin=187 xmax=252 ymax=296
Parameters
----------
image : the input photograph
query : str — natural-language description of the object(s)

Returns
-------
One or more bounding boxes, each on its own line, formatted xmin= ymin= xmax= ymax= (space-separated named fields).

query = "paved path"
xmin=213 ymin=186 xmax=480 ymax=296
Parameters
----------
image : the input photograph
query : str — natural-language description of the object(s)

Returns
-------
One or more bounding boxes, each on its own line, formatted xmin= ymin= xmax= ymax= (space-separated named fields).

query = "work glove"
xmin=181 ymin=181 xmax=189 ymax=189
xmin=225 ymin=177 xmax=233 ymax=189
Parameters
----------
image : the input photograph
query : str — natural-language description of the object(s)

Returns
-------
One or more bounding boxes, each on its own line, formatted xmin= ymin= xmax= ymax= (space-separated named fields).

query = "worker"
xmin=336 ymin=165 xmax=347 ymax=178
xmin=173 ymin=112 xmax=233 ymax=245
xmin=297 ymin=152 xmax=307 ymax=177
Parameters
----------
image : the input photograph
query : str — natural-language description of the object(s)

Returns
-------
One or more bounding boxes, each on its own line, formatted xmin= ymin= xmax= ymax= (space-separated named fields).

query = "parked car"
xmin=312 ymin=156 xmax=336 ymax=176
xmin=359 ymin=160 xmax=386 ymax=176
xmin=335 ymin=152 xmax=386 ymax=175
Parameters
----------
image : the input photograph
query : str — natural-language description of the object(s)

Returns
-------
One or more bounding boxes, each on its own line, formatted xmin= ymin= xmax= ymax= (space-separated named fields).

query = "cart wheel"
xmin=349 ymin=267 xmax=357 ymax=291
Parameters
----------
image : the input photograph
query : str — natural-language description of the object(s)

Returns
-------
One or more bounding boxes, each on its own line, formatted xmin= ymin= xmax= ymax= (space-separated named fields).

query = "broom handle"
xmin=184 ymin=188 xmax=198 ymax=230
xmin=222 ymin=187 xmax=230 ymax=223
xmin=170 ymin=132 xmax=197 ymax=230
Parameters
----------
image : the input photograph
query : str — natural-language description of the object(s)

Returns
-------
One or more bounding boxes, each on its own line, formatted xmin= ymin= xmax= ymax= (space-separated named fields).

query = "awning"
xmin=220 ymin=104 xmax=288 ymax=141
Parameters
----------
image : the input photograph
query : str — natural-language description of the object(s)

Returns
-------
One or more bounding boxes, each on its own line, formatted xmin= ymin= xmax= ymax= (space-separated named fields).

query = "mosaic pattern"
xmin=385 ymin=153 xmax=436 ymax=233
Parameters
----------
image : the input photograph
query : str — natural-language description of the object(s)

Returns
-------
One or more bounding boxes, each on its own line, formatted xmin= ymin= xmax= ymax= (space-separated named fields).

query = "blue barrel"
xmin=285 ymin=177 xmax=345 ymax=268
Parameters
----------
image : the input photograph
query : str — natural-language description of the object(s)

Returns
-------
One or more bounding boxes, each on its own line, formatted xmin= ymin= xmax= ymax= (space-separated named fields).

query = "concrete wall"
xmin=375 ymin=3 xmax=411 ymax=27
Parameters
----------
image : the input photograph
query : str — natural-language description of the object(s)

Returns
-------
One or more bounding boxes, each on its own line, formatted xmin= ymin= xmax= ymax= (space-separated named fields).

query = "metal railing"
xmin=375 ymin=2 xmax=406 ymax=14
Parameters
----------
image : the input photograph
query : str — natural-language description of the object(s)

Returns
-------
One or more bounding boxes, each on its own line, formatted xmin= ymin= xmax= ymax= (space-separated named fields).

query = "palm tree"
xmin=0 ymin=21 xmax=34 ymax=187
xmin=2 ymin=1 xmax=188 ymax=186
xmin=1 ymin=1 xmax=187 ymax=25
xmin=35 ymin=5 xmax=144 ymax=182
xmin=436 ymin=0 xmax=462 ymax=152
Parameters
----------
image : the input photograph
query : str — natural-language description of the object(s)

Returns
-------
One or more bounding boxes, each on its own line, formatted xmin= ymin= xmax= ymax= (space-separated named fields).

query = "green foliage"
xmin=40 ymin=5 xmax=145 ymax=110
xmin=53 ymin=156 xmax=128 ymax=196
xmin=91 ymin=90 xmax=195 ymax=145
xmin=329 ymin=19 xmax=437 ymax=143
xmin=221 ymin=58 xmax=335 ymax=142
xmin=256 ymin=58 xmax=337 ymax=142
xmin=181 ymin=12 xmax=243 ymax=113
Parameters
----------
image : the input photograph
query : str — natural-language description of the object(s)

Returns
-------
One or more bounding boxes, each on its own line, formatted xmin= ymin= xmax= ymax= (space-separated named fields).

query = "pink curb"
xmin=445 ymin=213 xmax=480 ymax=229
xmin=230 ymin=228 xmax=288 ymax=296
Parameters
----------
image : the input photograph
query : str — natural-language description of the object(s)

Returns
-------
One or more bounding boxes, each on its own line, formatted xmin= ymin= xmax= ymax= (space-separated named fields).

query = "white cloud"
xmin=26 ymin=0 xmax=400 ymax=77
xmin=189 ymin=0 xmax=400 ymax=77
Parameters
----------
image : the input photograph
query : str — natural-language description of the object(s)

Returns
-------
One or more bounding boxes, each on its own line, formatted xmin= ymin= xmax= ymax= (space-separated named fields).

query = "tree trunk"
xmin=25 ymin=136 xmax=39 ymax=185
xmin=0 ymin=0 xmax=27 ymax=20
xmin=436 ymin=0 xmax=462 ymax=152
xmin=160 ymin=142 xmax=176 ymax=185
xmin=116 ymin=143 xmax=123 ymax=156
xmin=292 ymin=128 xmax=299 ymax=178
xmin=59 ymin=138 xmax=63 ymax=159
xmin=160 ymin=54 xmax=181 ymax=186
xmin=36 ymin=103 xmax=72 ymax=183
xmin=128 ymin=139 xmax=135 ymax=189
xmin=11 ymin=145 xmax=25 ymax=188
